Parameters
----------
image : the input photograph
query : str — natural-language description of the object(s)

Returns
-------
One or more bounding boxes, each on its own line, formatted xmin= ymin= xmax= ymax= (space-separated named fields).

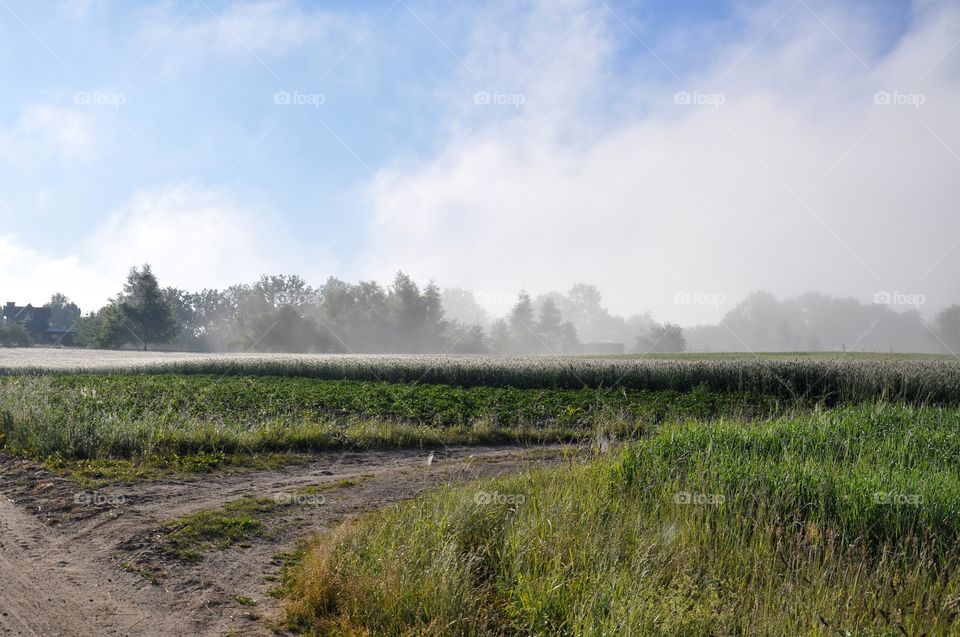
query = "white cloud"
xmin=133 ymin=0 xmax=348 ymax=65
xmin=0 ymin=185 xmax=330 ymax=311
xmin=358 ymin=0 xmax=960 ymax=324
xmin=57 ymin=0 xmax=105 ymax=21
xmin=0 ymin=105 xmax=96 ymax=163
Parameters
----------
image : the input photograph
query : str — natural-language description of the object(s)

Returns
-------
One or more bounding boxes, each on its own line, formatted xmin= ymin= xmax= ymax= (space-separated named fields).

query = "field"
xmin=4 ymin=348 xmax=960 ymax=402
xmin=1 ymin=348 xmax=959 ymax=635
xmin=288 ymin=405 xmax=960 ymax=635
xmin=0 ymin=374 xmax=761 ymax=470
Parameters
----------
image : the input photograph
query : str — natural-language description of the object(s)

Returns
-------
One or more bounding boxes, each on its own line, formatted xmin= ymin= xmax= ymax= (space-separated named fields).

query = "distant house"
xmin=3 ymin=301 xmax=75 ymax=345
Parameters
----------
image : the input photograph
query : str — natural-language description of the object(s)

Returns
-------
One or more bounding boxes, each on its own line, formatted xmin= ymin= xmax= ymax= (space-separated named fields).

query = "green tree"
xmin=97 ymin=304 xmax=131 ymax=349
xmin=254 ymin=275 xmax=318 ymax=309
xmin=489 ymin=319 xmax=513 ymax=354
xmin=421 ymin=281 xmax=448 ymax=351
xmin=634 ymin=323 xmax=686 ymax=353
xmin=935 ymin=305 xmax=960 ymax=353
xmin=388 ymin=272 xmax=427 ymax=352
xmin=447 ymin=321 xmax=488 ymax=354
xmin=49 ymin=293 xmax=81 ymax=330
xmin=117 ymin=264 xmax=180 ymax=350
xmin=509 ymin=290 xmax=539 ymax=353
xmin=531 ymin=296 xmax=580 ymax=353
xmin=0 ymin=323 xmax=32 ymax=347
xmin=246 ymin=306 xmax=337 ymax=353
xmin=537 ymin=297 xmax=563 ymax=344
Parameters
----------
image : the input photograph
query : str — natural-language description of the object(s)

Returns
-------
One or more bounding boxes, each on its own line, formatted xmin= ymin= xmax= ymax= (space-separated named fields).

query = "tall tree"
xmin=489 ymin=319 xmax=513 ymax=355
xmin=422 ymin=281 xmax=448 ymax=351
xmin=389 ymin=272 xmax=427 ymax=352
xmin=509 ymin=290 xmax=539 ymax=353
xmin=635 ymin=323 xmax=686 ymax=353
xmin=935 ymin=305 xmax=960 ymax=353
xmin=536 ymin=297 xmax=563 ymax=352
xmin=118 ymin=264 xmax=180 ymax=350
xmin=253 ymin=275 xmax=318 ymax=309
xmin=48 ymin=293 xmax=81 ymax=330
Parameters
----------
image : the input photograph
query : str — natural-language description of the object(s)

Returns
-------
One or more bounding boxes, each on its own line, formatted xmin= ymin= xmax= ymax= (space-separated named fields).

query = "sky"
xmin=0 ymin=0 xmax=957 ymax=325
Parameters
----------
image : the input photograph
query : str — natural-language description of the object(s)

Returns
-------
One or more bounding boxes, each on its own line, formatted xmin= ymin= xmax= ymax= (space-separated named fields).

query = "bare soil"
xmin=0 ymin=444 xmax=569 ymax=636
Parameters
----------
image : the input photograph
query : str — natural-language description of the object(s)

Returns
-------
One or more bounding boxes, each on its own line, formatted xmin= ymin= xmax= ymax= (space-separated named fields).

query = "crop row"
xmin=3 ymin=352 xmax=960 ymax=404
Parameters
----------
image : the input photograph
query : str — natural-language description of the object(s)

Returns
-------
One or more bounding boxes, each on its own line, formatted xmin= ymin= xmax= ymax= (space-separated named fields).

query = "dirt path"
xmin=0 ymin=444 xmax=569 ymax=636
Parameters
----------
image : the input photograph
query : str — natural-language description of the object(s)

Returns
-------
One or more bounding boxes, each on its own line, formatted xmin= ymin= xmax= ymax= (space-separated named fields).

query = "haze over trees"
xmin=686 ymin=291 xmax=947 ymax=354
xmin=5 ymin=264 xmax=960 ymax=355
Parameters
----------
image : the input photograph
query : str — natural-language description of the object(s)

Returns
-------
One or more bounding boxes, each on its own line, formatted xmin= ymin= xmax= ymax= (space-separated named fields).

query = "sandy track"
xmin=0 ymin=444 xmax=567 ymax=636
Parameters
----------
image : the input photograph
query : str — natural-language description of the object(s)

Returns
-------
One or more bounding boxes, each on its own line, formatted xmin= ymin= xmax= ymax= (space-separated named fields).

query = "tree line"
xmin=58 ymin=265 xmax=682 ymax=354
xmin=5 ymin=265 xmax=960 ymax=355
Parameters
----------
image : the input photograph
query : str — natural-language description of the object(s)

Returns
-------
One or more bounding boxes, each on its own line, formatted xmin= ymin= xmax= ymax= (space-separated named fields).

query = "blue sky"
xmin=1 ymin=0 xmax=958 ymax=324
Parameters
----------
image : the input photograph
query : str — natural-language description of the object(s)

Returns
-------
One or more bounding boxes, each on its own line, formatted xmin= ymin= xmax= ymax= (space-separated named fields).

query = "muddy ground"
xmin=0 ymin=444 xmax=570 ymax=636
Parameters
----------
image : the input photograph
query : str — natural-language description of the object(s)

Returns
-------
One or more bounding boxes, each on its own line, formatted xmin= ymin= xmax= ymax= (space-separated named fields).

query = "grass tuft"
xmin=161 ymin=497 xmax=281 ymax=561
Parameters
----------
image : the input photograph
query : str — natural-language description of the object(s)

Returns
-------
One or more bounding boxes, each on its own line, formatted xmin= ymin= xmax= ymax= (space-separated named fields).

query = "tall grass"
xmin=285 ymin=405 xmax=960 ymax=635
xmin=3 ymin=353 xmax=960 ymax=404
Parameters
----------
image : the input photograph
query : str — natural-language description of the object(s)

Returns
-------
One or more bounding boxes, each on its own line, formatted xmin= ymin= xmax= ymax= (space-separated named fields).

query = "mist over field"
xmin=1 ymin=0 xmax=958 ymax=351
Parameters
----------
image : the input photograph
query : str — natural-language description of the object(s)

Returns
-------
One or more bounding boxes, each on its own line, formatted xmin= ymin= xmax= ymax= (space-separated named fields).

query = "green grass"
xmin=5 ymin=357 xmax=959 ymax=631
xmin=284 ymin=404 xmax=960 ymax=635
xmin=297 ymin=479 xmax=361 ymax=494
xmin=44 ymin=451 xmax=307 ymax=488
xmin=161 ymin=496 xmax=283 ymax=561
xmin=0 ymin=374 xmax=762 ymax=473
